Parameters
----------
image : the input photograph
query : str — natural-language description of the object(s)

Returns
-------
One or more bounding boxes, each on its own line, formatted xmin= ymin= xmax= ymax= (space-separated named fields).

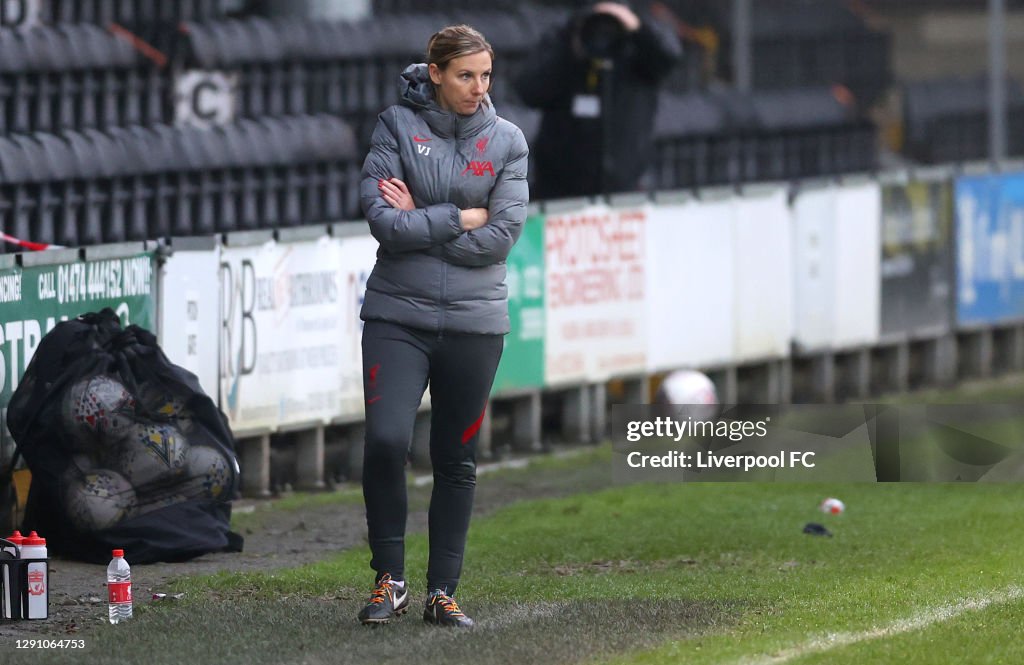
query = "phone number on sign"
xmin=16 ymin=639 xmax=86 ymax=649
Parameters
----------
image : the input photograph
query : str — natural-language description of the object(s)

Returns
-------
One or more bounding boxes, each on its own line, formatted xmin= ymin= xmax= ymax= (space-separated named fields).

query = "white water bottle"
xmin=107 ymin=549 xmax=132 ymax=624
xmin=21 ymin=531 xmax=47 ymax=620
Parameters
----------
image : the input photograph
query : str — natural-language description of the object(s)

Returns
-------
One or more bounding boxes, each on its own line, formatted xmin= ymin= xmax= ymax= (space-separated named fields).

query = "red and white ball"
xmin=820 ymin=497 xmax=845 ymax=515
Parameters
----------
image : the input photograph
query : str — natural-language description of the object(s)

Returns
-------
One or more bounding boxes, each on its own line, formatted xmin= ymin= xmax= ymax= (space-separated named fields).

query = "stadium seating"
xmin=656 ymin=0 xmax=892 ymax=105
xmin=653 ymin=87 xmax=876 ymax=189
xmin=902 ymin=77 xmax=1024 ymax=164
xmin=0 ymin=115 xmax=358 ymax=249
xmin=0 ymin=24 xmax=160 ymax=134
xmin=0 ymin=1 xmax=884 ymax=252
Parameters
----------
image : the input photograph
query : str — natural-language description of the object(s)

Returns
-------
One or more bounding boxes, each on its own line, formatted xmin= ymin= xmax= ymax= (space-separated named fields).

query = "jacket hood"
xmin=398 ymin=63 xmax=496 ymax=139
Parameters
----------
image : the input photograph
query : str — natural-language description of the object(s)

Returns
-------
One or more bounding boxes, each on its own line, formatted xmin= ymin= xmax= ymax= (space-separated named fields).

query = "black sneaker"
xmin=422 ymin=590 xmax=474 ymax=628
xmin=357 ymin=574 xmax=409 ymax=625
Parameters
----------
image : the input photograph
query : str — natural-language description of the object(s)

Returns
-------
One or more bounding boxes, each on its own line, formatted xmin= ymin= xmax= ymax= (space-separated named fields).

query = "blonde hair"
xmin=426 ymin=24 xmax=494 ymax=70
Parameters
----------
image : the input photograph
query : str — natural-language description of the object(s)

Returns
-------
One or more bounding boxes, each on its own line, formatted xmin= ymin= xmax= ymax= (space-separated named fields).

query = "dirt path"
xmin=0 ymin=447 xmax=609 ymax=639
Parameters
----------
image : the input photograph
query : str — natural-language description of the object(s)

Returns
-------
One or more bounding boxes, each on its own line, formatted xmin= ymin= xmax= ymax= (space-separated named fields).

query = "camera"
xmin=576 ymin=10 xmax=628 ymax=60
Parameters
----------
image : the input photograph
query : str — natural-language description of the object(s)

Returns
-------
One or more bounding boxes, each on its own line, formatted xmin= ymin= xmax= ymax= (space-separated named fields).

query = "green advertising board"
xmin=493 ymin=214 xmax=545 ymax=394
xmin=0 ymin=250 xmax=157 ymax=463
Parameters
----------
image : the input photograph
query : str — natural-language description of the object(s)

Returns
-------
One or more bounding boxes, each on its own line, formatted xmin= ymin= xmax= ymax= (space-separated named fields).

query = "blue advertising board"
xmin=954 ymin=173 xmax=1024 ymax=325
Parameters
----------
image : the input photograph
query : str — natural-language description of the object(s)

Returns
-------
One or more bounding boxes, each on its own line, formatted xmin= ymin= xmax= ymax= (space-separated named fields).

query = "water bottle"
xmin=107 ymin=549 xmax=132 ymax=624
xmin=20 ymin=532 xmax=47 ymax=620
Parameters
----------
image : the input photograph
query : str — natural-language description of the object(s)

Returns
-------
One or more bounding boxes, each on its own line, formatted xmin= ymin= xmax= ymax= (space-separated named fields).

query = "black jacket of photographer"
xmin=513 ymin=4 xmax=682 ymax=199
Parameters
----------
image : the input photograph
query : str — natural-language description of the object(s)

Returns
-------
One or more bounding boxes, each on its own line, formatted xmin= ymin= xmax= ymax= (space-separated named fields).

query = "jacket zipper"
xmin=438 ymin=114 xmax=459 ymax=334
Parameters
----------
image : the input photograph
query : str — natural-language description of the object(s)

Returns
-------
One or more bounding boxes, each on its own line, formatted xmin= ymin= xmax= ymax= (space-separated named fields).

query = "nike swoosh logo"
xmin=366 ymin=396 xmax=382 ymax=404
xmin=393 ymin=587 xmax=408 ymax=606
xmin=413 ymin=136 xmax=432 ymax=142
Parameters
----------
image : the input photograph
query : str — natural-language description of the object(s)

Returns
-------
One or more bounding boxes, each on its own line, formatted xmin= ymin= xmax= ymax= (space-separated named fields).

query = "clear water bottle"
xmin=107 ymin=549 xmax=132 ymax=624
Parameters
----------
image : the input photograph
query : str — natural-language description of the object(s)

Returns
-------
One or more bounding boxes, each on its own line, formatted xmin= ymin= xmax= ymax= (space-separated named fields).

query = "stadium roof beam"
xmin=732 ymin=0 xmax=752 ymax=93
xmin=990 ymin=0 xmax=1008 ymax=163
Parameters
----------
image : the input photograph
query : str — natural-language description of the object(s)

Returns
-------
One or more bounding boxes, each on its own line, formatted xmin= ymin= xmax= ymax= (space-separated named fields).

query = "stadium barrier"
xmin=2 ymin=166 xmax=1024 ymax=496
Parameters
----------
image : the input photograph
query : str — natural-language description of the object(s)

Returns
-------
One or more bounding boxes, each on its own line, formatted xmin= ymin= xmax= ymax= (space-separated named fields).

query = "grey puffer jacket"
xmin=359 ymin=63 xmax=530 ymax=335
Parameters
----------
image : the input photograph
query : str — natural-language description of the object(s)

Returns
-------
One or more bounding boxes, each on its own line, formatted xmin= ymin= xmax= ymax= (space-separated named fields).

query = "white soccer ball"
xmin=134 ymin=491 xmax=189 ymax=517
xmin=138 ymin=384 xmax=191 ymax=419
xmin=62 ymin=375 xmax=136 ymax=449
xmin=113 ymin=423 xmax=189 ymax=488
xmin=656 ymin=370 xmax=719 ymax=420
xmin=65 ymin=470 xmax=137 ymax=531
xmin=820 ymin=497 xmax=845 ymax=515
xmin=180 ymin=445 xmax=233 ymax=501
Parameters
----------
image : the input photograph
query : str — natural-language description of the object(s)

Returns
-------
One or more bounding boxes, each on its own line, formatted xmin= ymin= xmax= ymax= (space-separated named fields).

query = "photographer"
xmin=514 ymin=1 xmax=682 ymax=199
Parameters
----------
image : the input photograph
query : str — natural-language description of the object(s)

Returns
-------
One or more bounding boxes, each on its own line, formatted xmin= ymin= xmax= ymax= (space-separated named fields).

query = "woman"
xmin=356 ymin=25 xmax=529 ymax=628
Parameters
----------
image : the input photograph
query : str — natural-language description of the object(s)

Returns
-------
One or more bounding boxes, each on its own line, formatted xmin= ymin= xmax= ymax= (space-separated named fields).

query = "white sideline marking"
xmin=737 ymin=585 xmax=1024 ymax=665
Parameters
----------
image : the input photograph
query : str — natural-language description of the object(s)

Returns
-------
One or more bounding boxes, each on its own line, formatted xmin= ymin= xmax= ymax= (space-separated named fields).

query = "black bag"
xmin=6 ymin=309 xmax=243 ymax=563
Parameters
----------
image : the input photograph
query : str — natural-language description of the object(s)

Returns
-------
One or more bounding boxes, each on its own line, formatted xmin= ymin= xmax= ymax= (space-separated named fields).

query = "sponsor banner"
xmin=955 ymin=172 xmax=1024 ymax=325
xmin=219 ymin=236 xmax=344 ymax=431
xmin=0 ymin=252 xmax=156 ymax=403
xmin=733 ymin=188 xmax=792 ymax=361
xmin=545 ymin=204 xmax=648 ymax=385
xmin=880 ymin=180 xmax=955 ymax=336
xmin=646 ymin=200 xmax=735 ymax=371
xmin=792 ymin=183 xmax=881 ymax=351
xmin=493 ymin=214 xmax=545 ymax=393
xmin=159 ymin=248 xmax=221 ymax=401
xmin=336 ymin=233 xmax=378 ymax=420
xmin=0 ymin=250 xmax=156 ymax=465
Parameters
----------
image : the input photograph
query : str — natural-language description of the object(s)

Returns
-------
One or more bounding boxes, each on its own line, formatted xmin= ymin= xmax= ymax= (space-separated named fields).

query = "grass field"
xmin=9 ymin=463 xmax=1024 ymax=663
xmin=5 ymin=377 xmax=1024 ymax=664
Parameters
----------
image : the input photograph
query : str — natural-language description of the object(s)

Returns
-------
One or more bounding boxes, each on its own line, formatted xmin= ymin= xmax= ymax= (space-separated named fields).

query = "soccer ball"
xmin=655 ymin=370 xmax=719 ymax=421
xmin=138 ymin=384 xmax=191 ymax=419
xmin=134 ymin=491 xmax=189 ymax=517
xmin=137 ymin=384 xmax=195 ymax=432
xmin=62 ymin=375 xmax=136 ymax=448
xmin=112 ymin=423 xmax=189 ymax=488
xmin=65 ymin=470 xmax=137 ymax=531
xmin=180 ymin=445 xmax=233 ymax=500
xmin=820 ymin=497 xmax=845 ymax=515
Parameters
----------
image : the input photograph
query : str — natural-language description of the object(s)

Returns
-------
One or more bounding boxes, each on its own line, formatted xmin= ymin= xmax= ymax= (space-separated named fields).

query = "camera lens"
xmin=578 ymin=12 xmax=626 ymax=59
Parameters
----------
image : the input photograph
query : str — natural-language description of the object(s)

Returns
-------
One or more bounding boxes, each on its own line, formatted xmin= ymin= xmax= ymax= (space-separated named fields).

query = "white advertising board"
xmin=792 ymin=183 xmax=881 ymax=351
xmin=545 ymin=204 xmax=648 ymax=385
xmin=336 ymin=233 xmax=378 ymax=421
xmin=159 ymin=247 xmax=221 ymax=400
xmin=219 ymin=235 xmax=344 ymax=432
xmin=645 ymin=199 xmax=735 ymax=370
xmin=834 ymin=182 xmax=881 ymax=348
xmin=732 ymin=188 xmax=793 ymax=361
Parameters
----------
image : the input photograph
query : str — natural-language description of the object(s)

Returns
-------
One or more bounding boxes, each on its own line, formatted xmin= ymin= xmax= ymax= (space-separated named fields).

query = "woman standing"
xmin=356 ymin=25 xmax=529 ymax=628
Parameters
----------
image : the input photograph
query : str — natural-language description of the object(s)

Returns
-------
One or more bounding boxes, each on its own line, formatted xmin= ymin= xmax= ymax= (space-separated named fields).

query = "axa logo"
xmin=462 ymin=161 xmax=495 ymax=177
